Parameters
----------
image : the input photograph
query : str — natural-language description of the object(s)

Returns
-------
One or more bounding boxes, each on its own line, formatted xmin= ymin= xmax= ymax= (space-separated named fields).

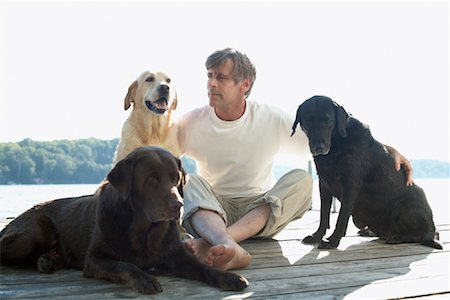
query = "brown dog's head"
xmin=124 ymin=71 xmax=178 ymax=115
xmin=107 ymin=146 xmax=186 ymax=222
xmin=291 ymin=95 xmax=349 ymax=156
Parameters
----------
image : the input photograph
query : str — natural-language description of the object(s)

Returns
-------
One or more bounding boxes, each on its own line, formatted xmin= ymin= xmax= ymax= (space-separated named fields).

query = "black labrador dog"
xmin=291 ymin=96 xmax=442 ymax=250
xmin=0 ymin=146 xmax=248 ymax=293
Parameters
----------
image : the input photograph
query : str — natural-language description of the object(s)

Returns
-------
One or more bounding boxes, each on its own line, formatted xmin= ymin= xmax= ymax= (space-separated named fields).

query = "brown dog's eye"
xmin=145 ymin=76 xmax=154 ymax=82
xmin=145 ymin=177 xmax=158 ymax=185
xmin=145 ymin=172 xmax=160 ymax=185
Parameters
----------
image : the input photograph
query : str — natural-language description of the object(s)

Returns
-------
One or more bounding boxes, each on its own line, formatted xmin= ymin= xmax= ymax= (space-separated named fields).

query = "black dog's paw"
xmin=358 ymin=228 xmax=377 ymax=237
xmin=217 ymin=273 xmax=249 ymax=291
xmin=318 ymin=237 xmax=340 ymax=249
xmin=423 ymin=239 xmax=443 ymax=250
xmin=318 ymin=240 xmax=334 ymax=249
xmin=385 ymin=234 xmax=402 ymax=245
xmin=129 ymin=274 xmax=163 ymax=294
xmin=303 ymin=235 xmax=322 ymax=244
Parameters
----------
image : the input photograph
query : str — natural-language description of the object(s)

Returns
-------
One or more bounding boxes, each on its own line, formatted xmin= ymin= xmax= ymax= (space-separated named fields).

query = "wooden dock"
xmin=1 ymin=208 xmax=449 ymax=300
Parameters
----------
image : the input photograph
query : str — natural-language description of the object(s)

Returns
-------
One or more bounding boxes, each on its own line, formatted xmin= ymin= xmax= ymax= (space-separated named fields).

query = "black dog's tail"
xmin=421 ymin=232 xmax=443 ymax=250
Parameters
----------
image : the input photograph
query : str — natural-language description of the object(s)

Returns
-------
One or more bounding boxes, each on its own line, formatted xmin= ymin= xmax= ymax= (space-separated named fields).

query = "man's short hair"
xmin=206 ymin=48 xmax=256 ymax=98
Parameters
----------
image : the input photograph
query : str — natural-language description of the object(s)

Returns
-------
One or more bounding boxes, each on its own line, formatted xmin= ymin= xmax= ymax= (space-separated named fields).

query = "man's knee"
xmin=283 ymin=169 xmax=313 ymax=191
xmin=285 ymin=169 xmax=313 ymax=210
xmin=184 ymin=174 xmax=205 ymax=195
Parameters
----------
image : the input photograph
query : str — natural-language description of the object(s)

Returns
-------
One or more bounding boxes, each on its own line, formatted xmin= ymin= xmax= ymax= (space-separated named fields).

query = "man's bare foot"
xmin=183 ymin=238 xmax=251 ymax=270
xmin=183 ymin=238 xmax=214 ymax=266
xmin=209 ymin=244 xmax=252 ymax=271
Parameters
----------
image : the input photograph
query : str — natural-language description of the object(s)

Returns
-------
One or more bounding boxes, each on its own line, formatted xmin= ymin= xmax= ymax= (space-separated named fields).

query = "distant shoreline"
xmin=1 ymin=139 xmax=448 ymax=184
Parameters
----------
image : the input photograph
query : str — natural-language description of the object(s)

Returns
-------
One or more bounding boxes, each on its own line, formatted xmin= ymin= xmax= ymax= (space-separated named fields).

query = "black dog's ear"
xmin=291 ymin=104 xmax=303 ymax=136
xmin=107 ymin=158 xmax=134 ymax=200
xmin=334 ymin=102 xmax=349 ymax=137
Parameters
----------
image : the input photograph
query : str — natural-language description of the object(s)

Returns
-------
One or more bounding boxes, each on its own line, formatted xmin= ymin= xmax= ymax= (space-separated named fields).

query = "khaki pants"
xmin=182 ymin=169 xmax=313 ymax=238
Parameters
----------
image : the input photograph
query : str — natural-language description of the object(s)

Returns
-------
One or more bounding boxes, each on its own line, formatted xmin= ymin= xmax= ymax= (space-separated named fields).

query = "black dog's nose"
xmin=158 ymin=84 xmax=169 ymax=94
xmin=311 ymin=143 xmax=330 ymax=156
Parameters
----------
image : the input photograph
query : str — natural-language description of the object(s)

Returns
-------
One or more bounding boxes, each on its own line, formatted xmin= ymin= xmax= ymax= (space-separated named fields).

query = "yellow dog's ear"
xmin=170 ymin=95 xmax=178 ymax=111
xmin=124 ymin=80 xmax=138 ymax=110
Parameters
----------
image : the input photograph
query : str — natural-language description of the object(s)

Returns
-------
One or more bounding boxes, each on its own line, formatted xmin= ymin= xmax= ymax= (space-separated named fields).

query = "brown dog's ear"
xmin=334 ymin=102 xmax=349 ymax=137
xmin=107 ymin=158 xmax=134 ymax=200
xmin=124 ymin=80 xmax=138 ymax=110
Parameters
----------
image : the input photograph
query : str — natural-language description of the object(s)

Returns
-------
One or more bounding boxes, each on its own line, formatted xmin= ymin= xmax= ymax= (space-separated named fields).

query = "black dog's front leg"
xmin=319 ymin=185 xmax=359 ymax=249
xmin=303 ymin=180 xmax=332 ymax=244
xmin=165 ymin=248 xmax=248 ymax=291
xmin=84 ymin=256 xmax=163 ymax=294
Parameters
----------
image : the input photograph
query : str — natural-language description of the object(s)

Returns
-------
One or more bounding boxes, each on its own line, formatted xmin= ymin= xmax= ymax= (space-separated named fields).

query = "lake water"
xmin=1 ymin=179 xmax=449 ymax=223
xmin=0 ymin=184 xmax=99 ymax=219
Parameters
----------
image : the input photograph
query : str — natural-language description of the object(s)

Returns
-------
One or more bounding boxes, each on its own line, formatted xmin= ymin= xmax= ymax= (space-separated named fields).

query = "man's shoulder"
xmin=247 ymin=101 xmax=289 ymax=118
xmin=178 ymin=105 xmax=210 ymax=121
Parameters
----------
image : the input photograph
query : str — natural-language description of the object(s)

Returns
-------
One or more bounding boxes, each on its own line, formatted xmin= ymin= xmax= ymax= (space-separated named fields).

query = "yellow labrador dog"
xmin=114 ymin=71 xmax=181 ymax=164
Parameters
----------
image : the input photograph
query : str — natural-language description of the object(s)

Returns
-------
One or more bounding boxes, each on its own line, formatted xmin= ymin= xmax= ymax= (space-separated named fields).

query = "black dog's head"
xmin=291 ymin=95 xmax=349 ymax=156
xmin=107 ymin=146 xmax=186 ymax=222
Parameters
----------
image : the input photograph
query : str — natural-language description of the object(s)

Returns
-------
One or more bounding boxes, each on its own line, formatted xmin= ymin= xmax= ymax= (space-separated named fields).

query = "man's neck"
xmin=214 ymin=100 xmax=247 ymax=121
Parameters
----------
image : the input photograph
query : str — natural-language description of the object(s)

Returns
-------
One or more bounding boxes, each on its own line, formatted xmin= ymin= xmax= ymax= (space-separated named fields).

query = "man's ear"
xmin=334 ymin=102 xmax=349 ymax=137
xmin=124 ymin=80 xmax=138 ymax=110
xmin=107 ymin=157 xmax=134 ymax=200
xmin=240 ymin=78 xmax=251 ymax=95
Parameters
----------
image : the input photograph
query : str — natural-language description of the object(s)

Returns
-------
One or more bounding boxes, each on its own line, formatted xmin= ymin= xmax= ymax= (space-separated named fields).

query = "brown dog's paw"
xmin=217 ymin=273 xmax=249 ymax=291
xmin=129 ymin=274 xmax=163 ymax=294
xmin=37 ymin=254 xmax=55 ymax=274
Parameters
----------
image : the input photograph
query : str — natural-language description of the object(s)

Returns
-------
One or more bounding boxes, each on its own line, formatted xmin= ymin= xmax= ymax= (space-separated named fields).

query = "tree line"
xmin=0 ymin=138 xmax=119 ymax=184
xmin=0 ymin=138 xmax=199 ymax=184
xmin=0 ymin=138 xmax=448 ymax=184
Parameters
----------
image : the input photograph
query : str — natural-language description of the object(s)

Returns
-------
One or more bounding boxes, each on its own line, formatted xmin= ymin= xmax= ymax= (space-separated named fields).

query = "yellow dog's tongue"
xmin=155 ymin=97 xmax=168 ymax=109
xmin=155 ymin=102 xmax=168 ymax=109
xmin=145 ymin=98 xmax=169 ymax=114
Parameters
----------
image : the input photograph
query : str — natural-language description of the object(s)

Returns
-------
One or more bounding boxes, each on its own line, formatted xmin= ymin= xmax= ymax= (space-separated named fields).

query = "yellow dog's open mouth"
xmin=145 ymin=97 xmax=168 ymax=115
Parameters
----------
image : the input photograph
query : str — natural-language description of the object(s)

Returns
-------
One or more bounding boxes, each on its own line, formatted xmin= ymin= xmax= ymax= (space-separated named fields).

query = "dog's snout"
xmin=158 ymin=84 xmax=169 ymax=94
xmin=311 ymin=143 xmax=330 ymax=156
xmin=170 ymin=200 xmax=183 ymax=211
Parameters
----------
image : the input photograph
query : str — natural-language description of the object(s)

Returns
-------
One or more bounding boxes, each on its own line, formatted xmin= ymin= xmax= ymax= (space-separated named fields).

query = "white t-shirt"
xmin=177 ymin=101 xmax=309 ymax=197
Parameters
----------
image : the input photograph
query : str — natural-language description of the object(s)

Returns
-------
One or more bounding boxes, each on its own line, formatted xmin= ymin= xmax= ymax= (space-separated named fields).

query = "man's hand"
xmin=385 ymin=145 xmax=414 ymax=186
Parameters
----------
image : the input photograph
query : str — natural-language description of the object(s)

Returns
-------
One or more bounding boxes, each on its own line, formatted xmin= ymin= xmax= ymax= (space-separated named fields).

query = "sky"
xmin=1 ymin=0 xmax=449 ymax=163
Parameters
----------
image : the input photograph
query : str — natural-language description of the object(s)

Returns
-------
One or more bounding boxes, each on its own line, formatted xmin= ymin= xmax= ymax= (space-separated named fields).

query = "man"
xmin=177 ymin=48 xmax=413 ymax=271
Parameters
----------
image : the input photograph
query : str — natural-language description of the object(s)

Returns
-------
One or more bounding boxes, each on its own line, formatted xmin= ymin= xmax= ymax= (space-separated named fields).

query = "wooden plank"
xmin=1 ymin=209 xmax=449 ymax=299
xmin=0 ymin=268 xmax=249 ymax=299
xmin=230 ymin=259 xmax=449 ymax=299
xmin=240 ymin=251 xmax=450 ymax=281
xmin=245 ymin=241 xmax=449 ymax=269
xmin=1 ymin=244 xmax=448 ymax=299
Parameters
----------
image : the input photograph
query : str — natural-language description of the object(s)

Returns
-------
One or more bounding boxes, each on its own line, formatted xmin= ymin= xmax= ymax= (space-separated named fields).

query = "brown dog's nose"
xmin=170 ymin=200 xmax=183 ymax=212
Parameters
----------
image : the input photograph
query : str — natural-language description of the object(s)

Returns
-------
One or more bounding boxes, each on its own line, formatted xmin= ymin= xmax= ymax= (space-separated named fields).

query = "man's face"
xmin=206 ymin=59 xmax=247 ymax=109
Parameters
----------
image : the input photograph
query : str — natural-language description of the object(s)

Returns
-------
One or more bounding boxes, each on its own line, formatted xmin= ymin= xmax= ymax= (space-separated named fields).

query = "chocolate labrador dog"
xmin=291 ymin=96 xmax=442 ymax=250
xmin=0 ymin=146 xmax=248 ymax=293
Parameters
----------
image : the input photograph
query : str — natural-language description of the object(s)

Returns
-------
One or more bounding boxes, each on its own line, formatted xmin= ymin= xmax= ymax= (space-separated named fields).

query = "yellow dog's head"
xmin=124 ymin=71 xmax=177 ymax=115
